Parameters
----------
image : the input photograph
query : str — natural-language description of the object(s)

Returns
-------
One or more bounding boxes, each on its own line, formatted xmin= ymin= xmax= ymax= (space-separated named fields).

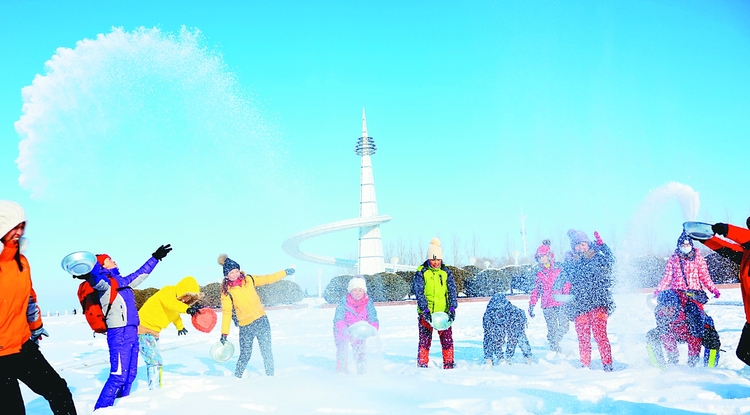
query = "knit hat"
xmin=534 ymin=239 xmax=554 ymax=262
xmin=567 ymin=229 xmax=590 ymax=250
xmin=96 ymin=254 xmax=111 ymax=266
xmin=427 ymin=237 xmax=443 ymax=260
xmin=218 ymin=254 xmax=240 ymax=276
xmin=0 ymin=200 xmax=26 ymax=240
xmin=348 ymin=277 xmax=367 ymax=293
xmin=676 ymin=230 xmax=693 ymax=249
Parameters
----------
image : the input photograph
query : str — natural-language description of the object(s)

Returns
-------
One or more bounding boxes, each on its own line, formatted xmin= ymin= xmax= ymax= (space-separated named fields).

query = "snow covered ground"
xmin=23 ymin=287 xmax=750 ymax=414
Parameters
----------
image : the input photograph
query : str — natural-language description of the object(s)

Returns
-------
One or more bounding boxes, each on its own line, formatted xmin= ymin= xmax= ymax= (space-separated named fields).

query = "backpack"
xmin=702 ymin=315 xmax=722 ymax=368
xmin=77 ymin=278 xmax=119 ymax=335
xmin=226 ymin=275 xmax=254 ymax=327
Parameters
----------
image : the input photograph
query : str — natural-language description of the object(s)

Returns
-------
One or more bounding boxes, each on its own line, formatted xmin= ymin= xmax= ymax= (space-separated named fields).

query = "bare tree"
xmin=451 ymin=233 xmax=461 ymax=266
xmin=389 ymin=236 xmax=407 ymax=264
xmin=383 ymin=242 xmax=394 ymax=262
xmin=470 ymin=232 xmax=480 ymax=260
xmin=405 ymin=237 xmax=416 ymax=266
xmin=503 ymin=231 xmax=514 ymax=264
xmin=416 ymin=236 xmax=426 ymax=263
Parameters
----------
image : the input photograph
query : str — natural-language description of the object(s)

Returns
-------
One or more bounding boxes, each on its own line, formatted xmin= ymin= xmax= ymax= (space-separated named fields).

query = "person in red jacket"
xmin=697 ymin=218 xmax=750 ymax=365
xmin=0 ymin=200 xmax=77 ymax=414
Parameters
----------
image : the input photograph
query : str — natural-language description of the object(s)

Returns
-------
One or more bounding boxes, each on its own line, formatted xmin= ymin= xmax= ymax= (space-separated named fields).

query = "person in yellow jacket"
xmin=0 ymin=200 xmax=77 ymax=414
xmin=137 ymin=276 xmax=203 ymax=389
xmin=217 ymin=254 xmax=294 ymax=378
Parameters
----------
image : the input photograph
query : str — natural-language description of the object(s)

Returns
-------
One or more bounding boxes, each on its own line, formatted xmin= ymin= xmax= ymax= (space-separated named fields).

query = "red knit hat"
xmin=534 ymin=239 xmax=554 ymax=262
xmin=96 ymin=254 xmax=111 ymax=266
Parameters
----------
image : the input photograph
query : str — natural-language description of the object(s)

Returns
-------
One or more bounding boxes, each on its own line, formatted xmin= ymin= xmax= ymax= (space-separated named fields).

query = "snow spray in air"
xmin=14 ymin=26 xmax=283 ymax=204
xmin=614 ymin=182 xmax=700 ymax=291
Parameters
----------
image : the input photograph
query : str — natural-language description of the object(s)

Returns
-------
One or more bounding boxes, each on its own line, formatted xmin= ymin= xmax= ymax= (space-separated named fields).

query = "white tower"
xmin=355 ymin=108 xmax=386 ymax=275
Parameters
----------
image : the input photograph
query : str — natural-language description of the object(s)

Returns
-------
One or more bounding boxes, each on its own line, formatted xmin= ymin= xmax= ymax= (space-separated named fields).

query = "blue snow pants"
xmin=95 ymin=325 xmax=139 ymax=409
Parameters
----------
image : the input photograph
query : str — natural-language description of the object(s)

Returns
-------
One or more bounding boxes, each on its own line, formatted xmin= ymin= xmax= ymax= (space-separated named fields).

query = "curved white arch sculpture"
xmin=281 ymin=214 xmax=392 ymax=268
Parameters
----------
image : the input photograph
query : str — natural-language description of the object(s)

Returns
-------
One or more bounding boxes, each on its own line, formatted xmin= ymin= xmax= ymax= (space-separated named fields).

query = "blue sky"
xmin=2 ymin=0 xmax=749 ymax=311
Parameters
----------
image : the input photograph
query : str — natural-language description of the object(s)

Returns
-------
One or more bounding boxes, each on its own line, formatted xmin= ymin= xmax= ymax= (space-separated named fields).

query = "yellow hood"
xmin=175 ymin=276 xmax=200 ymax=296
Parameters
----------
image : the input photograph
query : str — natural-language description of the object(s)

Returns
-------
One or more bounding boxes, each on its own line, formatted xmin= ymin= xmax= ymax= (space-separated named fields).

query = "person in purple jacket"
xmin=333 ymin=277 xmax=379 ymax=374
xmin=78 ymin=244 xmax=171 ymax=410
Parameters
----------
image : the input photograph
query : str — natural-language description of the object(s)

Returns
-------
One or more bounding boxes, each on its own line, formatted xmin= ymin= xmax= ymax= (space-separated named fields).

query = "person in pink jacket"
xmin=656 ymin=231 xmax=720 ymax=343
xmin=656 ymin=231 xmax=720 ymax=299
xmin=528 ymin=240 xmax=571 ymax=353
xmin=333 ymin=277 xmax=379 ymax=374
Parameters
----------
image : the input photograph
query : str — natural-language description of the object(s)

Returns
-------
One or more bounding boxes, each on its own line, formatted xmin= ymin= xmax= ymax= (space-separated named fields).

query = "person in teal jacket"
xmin=413 ymin=237 xmax=458 ymax=369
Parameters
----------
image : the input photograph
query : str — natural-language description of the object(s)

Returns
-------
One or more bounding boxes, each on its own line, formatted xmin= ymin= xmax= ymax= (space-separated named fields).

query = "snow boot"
xmin=737 ymin=323 xmax=750 ymax=366
xmin=442 ymin=347 xmax=454 ymax=369
xmin=666 ymin=351 xmax=679 ymax=366
xmin=646 ymin=344 xmax=666 ymax=369
xmin=147 ymin=365 xmax=162 ymax=390
xmin=687 ymin=355 xmax=699 ymax=367
xmin=417 ymin=347 xmax=430 ymax=368
xmin=336 ymin=357 xmax=349 ymax=374
xmin=704 ymin=348 xmax=720 ymax=368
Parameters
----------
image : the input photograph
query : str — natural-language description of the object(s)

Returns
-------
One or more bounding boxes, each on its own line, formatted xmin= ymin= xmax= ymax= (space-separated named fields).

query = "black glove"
xmin=422 ymin=310 xmax=432 ymax=323
xmin=528 ymin=305 xmax=535 ymax=318
xmin=30 ymin=327 xmax=49 ymax=344
xmin=186 ymin=303 xmax=203 ymax=316
xmin=220 ymin=334 xmax=228 ymax=345
xmin=712 ymin=223 xmax=729 ymax=236
xmin=177 ymin=328 xmax=188 ymax=336
xmin=152 ymin=244 xmax=172 ymax=261
xmin=285 ymin=268 xmax=295 ymax=276
xmin=448 ymin=307 xmax=456 ymax=322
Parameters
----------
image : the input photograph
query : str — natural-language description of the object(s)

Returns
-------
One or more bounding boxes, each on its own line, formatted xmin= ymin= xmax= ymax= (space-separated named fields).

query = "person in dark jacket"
xmin=74 ymin=245 xmax=171 ymax=410
xmin=646 ymin=289 xmax=702 ymax=368
xmin=483 ymin=294 xmax=533 ymax=365
xmin=697 ymin=218 xmax=750 ymax=365
xmin=413 ymin=238 xmax=458 ymax=369
xmin=0 ymin=200 xmax=77 ymax=415
xmin=563 ymin=229 xmax=616 ymax=371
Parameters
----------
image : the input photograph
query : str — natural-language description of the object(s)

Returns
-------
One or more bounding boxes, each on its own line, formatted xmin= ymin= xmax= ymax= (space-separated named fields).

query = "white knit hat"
xmin=427 ymin=237 xmax=442 ymax=260
xmin=347 ymin=277 xmax=367 ymax=293
xmin=0 ymin=201 xmax=26 ymax=240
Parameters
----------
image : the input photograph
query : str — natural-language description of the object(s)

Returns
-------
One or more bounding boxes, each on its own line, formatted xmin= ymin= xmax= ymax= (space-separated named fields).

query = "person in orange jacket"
xmin=0 ymin=200 xmax=77 ymax=414
xmin=696 ymin=218 xmax=750 ymax=365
